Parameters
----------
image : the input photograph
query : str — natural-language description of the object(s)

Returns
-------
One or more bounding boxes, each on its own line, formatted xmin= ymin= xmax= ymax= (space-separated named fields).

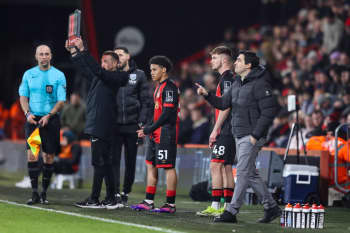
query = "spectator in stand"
xmin=322 ymin=9 xmax=344 ymax=53
xmin=339 ymin=18 xmax=350 ymax=55
xmin=339 ymin=52 xmax=350 ymax=65
xmin=203 ymin=71 xmax=219 ymax=93
xmin=54 ymin=130 xmax=82 ymax=175
xmin=60 ymin=93 xmax=86 ymax=139
xmin=306 ymin=110 xmax=326 ymax=138
xmin=328 ymin=64 xmax=342 ymax=95
xmin=267 ymin=108 xmax=290 ymax=147
xmin=189 ymin=106 xmax=210 ymax=144
xmin=178 ymin=107 xmax=192 ymax=145
xmin=317 ymin=94 xmax=335 ymax=117
xmin=342 ymin=87 xmax=350 ymax=107
xmin=339 ymin=67 xmax=350 ymax=96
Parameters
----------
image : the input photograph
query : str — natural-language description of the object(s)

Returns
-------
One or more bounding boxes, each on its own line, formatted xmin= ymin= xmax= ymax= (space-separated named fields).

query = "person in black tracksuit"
xmin=112 ymin=47 xmax=151 ymax=205
xmin=65 ymin=38 xmax=128 ymax=209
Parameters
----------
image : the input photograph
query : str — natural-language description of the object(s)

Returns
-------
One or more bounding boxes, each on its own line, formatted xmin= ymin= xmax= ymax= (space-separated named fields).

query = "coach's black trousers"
xmin=111 ymin=131 xmax=138 ymax=194
xmin=91 ymin=137 xmax=115 ymax=201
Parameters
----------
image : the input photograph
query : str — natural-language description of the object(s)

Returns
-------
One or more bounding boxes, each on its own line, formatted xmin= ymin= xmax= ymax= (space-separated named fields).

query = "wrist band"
xmin=25 ymin=111 xmax=31 ymax=118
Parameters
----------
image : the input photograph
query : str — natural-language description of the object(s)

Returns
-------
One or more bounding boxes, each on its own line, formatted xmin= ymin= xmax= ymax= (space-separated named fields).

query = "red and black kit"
xmin=211 ymin=70 xmax=236 ymax=165
xmin=143 ymin=78 xmax=180 ymax=168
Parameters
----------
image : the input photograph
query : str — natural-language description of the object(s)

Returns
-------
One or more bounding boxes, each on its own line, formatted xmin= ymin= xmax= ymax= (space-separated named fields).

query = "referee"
xmin=19 ymin=44 xmax=66 ymax=205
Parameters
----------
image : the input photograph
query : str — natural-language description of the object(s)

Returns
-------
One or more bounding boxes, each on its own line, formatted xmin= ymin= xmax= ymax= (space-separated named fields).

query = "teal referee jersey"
xmin=19 ymin=66 xmax=66 ymax=116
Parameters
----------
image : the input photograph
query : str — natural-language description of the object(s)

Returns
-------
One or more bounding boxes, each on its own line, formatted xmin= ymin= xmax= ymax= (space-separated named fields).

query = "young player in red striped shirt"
xmin=131 ymin=56 xmax=180 ymax=213
xmin=197 ymin=46 xmax=236 ymax=217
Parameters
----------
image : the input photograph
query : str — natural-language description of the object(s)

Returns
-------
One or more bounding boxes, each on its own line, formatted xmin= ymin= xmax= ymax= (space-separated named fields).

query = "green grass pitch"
xmin=0 ymin=172 xmax=349 ymax=233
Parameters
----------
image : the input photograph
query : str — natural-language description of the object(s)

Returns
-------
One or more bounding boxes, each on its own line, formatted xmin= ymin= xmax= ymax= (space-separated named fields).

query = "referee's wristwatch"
xmin=25 ymin=110 xmax=31 ymax=118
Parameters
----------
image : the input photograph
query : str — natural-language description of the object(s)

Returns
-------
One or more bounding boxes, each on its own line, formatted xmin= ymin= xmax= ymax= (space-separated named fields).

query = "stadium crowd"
xmin=175 ymin=0 xmax=350 ymax=147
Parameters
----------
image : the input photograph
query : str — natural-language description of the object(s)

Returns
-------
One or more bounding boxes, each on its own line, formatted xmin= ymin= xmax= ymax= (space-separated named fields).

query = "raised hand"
xmin=195 ymin=83 xmax=209 ymax=96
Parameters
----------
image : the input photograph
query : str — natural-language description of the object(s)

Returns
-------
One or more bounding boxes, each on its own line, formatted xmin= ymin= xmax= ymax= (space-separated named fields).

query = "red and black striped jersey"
xmin=151 ymin=78 xmax=180 ymax=144
xmin=215 ymin=70 xmax=234 ymax=136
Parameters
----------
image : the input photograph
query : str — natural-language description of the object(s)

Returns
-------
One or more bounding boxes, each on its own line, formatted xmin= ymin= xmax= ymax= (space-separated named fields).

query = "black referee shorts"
xmin=25 ymin=115 xmax=60 ymax=155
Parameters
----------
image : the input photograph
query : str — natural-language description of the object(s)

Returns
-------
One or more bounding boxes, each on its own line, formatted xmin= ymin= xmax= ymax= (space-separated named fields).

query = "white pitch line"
xmin=0 ymin=200 xmax=186 ymax=233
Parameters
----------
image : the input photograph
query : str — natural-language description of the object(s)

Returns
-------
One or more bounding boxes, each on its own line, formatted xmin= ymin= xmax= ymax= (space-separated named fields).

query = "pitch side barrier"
xmin=0 ymin=140 xmax=329 ymax=205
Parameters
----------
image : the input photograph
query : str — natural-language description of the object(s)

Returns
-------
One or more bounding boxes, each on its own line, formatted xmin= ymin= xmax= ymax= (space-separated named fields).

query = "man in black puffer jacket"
xmin=196 ymin=51 xmax=281 ymax=224
xmin=66 ymin=38 xmax=128 ymax=209
xmin=112 ymin=47 xmax=151 ymax=205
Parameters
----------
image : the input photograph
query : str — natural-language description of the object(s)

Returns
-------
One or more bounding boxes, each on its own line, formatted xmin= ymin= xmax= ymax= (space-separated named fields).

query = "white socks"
xmin=211 ymin=201 xmax=220 ymax=210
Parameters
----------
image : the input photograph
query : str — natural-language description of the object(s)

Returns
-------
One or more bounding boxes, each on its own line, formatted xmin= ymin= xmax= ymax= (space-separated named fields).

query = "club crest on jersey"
xmin=128 ymin=74 xmax=137 ymax=85
xmin=165 ymin=91 xmax=173 ymax=102
xmin=155 ymin=102 xmax=159 ymax=109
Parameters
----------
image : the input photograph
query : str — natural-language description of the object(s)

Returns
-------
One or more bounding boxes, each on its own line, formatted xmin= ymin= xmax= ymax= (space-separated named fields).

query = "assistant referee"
xmin=19 ymin=44 xmax=66 ymax=205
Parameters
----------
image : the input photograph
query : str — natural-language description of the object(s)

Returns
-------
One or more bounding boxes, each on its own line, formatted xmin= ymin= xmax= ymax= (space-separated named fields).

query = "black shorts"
xmin=211 ymin=135 xmax=235 ymax=165
xmin=25 ymin=115 xmax=60 ymax=155
xmin=145 ymin=138 xmax=177 ymax=168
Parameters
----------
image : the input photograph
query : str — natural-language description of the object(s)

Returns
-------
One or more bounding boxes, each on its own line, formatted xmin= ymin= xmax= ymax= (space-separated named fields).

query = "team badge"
xmin=128 ymin=74 xmax=137 ymax=85
xmin=155 ymin=102 xmax=159 ymax=109
xmin=46 ymin=85 xmax=53 ymax=94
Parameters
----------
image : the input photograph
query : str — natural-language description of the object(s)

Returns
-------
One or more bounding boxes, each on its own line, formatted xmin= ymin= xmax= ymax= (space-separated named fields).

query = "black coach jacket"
xmin=71 ymin=51 xmax=128 ymax=142
xmin=115 ymin=61 xmax=151 ymax=131
xmin=205 ymin=65 xmax=280 ymax=140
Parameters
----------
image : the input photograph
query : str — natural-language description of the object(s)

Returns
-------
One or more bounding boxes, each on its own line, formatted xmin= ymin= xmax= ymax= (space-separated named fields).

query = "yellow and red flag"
xmin=27 ymin=128 xmax=41 ymax=158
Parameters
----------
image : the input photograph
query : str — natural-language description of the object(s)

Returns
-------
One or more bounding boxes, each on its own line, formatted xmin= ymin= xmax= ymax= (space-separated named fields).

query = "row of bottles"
xmin=280 ymin=203 xmax=325 ymax=229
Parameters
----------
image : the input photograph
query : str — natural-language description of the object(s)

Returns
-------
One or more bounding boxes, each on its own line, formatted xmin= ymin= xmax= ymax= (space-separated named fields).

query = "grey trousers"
xmin=226 ymin=135 xmax=277 ymax=215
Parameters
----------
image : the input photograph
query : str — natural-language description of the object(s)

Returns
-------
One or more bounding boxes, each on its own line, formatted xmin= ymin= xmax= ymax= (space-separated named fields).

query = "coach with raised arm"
xmin=196 ymin=51 xmax=281 ymax=224
xmin=65 ymin=37 xmax=128 ymax=209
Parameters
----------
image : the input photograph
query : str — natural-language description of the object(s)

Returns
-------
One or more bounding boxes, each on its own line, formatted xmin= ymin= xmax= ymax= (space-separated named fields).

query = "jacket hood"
xmin=246 ymin=65 xmax=266 ymax=80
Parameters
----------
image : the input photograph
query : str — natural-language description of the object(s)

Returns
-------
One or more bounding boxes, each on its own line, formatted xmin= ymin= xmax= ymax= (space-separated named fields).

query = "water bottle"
xmin=318 ymin=205 xmax=325 ymax=229
xmin=301 ymin=203 xmax=311 ymax=229
xmin=280 ymin=209 xmax=285 ymax=227
xmin=293 ymin=203 xmax=302 ymax=228
xmin=310 ymin=204 xmax=318 ymax=229
xmin=285 ymin=203 xmax=293 ymax=228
